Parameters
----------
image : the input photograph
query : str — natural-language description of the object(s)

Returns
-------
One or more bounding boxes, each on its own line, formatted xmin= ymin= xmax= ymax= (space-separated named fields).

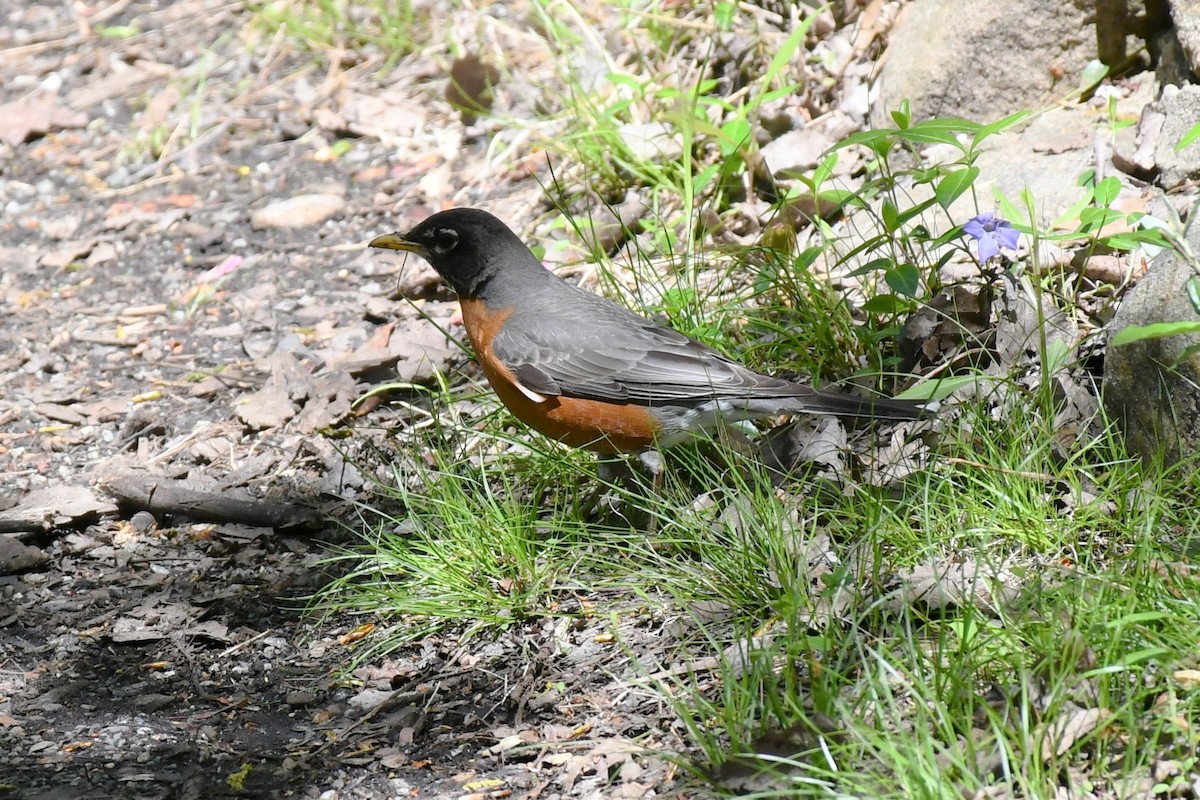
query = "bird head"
xmin=369 ymin=208 xmax=531 ymax=299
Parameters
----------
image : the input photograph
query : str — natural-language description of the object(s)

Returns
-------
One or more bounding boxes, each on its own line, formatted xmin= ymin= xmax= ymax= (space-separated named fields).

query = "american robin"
xmin=369 ymin=208 xmax=925 ymax=456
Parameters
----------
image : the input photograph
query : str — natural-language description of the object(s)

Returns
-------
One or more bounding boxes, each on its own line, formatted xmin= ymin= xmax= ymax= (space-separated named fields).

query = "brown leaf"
xmin=339 ymin=90 xmax=426 ymax=141
xmin=446 ymin=54 xmax=500 ymax=126
xmin=1039 ymin=705 xmax=1112 ymax=761
xmin=888 ymin=558 xmax=1025 ymax=613
xmin=235 ymin=350 xmax=308 ymax=430
xmin=0 ymin=95 xmax=87 ymax=146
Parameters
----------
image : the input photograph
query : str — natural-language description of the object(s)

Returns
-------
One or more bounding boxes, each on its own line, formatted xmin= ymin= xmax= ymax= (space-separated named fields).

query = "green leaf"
xmin=1111 ymin=321 xmax=1200 ymax=346
xmin=861 ymin=294 xmax=912 ymax=315
xmin=972 ymin=111 xmax=1033 ymax=146
xmin=847 ymin=257 xmax=895 ymax=278
xmin=890 ymin=100 xmax=911 ymax=130
xmin=810 ymin=153 xmax=839 ymax=187
xmin=714 ymin=1 xmax=736 ymax=29
xmin=1094 ymin=175 xmax=1121 ymax=207
xmin=1078 ymin=206 xmax=1113 ymax=230
xmin=931 ymin=225 xmax=966 ymax=247
xmin=1080 ymin=58 xmax=1109 ymax=90
xmin=895 ymin=196 xmax=938 ymax=227
xmin=881 ymin=200 xmax=900 ymax=233
xmin=99 ymin=24 xmax=140 ymax=38
xmin=994 ymin=190 xmax=1027 ymax=225
xmin=935 ymin=167 xmax=980 ymax=210
xmin=795 ymin=245 xmax=822 ymax=269
xmin=1050 ymin=193 xmax=1093 ymax=230
xmin=1102 ymin=228 xmax=1173 ymax=252
xmin=1175 ymin=120 xmax=1200 ymax=153
xmin=911 ymin=166 xmax=940 ymax=186
xmin=761 ymin=13 xmax=814 ymax=90
xmin=885 ymin=263 xmax=921 ymax=297
xmin=693 ymin=162 xmax=722 ymax=195
xmin=897 ymin=373 xmax=1002 ymax=401
xmin=1189 ymin=276 xmax=1200 ymax=315
xmin=816 ymin=187 xmax=859 ymax=208
xmin=835 ymin=128 xmax=898 ymax=158
xmin=896 ymin=117 xmax=983 ymax=148
xmin=719 ymin=117 xmax=751 ymax=156
xmin=1104 ymin=610 xmax=1171 ymax=627
xmin=607 ymin=73 xmax=645 ymax=91
xmin=1043 ymin=338 xmax=1072 ymax=375
xmin=758 ymin=86 xmax=796 ymax=106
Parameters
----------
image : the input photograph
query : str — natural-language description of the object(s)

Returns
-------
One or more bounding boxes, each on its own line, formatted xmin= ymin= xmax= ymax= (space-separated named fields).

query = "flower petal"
xmin=997 ymin=224 xmax=1020 ymax=250
xmin=977 ymin=233 xmax=1000 ymax=262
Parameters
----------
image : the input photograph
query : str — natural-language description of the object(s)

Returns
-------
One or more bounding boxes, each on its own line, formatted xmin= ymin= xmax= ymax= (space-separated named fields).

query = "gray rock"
xmin=871 ymin=0 xmax=1095 ymax=126
xmin=250 ymin=193 xmax=345 ymax=229
xmin=1104 ymin=222 xmax=1200 ymax=464
xmin=1169 ymin=0 xmax=1200 ymax=76
xmin=1152 ymin=84 xmax=1200 ymax=189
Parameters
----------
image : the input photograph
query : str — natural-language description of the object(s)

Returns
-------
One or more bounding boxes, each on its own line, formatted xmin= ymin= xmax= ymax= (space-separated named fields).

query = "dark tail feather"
xmin=788 ymin=389 xmax=931 ymax=421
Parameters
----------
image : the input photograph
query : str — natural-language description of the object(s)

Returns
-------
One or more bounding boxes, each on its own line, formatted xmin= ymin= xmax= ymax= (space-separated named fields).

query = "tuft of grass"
xmin=645 ymin=399 xmax=1200 ymax=798
xmin=289 ymin=2 xmax=1197 ymax=793
xmin=250 ymin=0 xmax=420 ymax=62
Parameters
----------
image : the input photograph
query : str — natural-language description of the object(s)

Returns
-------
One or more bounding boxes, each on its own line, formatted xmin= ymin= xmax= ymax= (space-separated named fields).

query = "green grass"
xmin=250 ymin=0 xmax=420 ymax=61
xmin=646 ymin=404 xmax=1200 ymax=797
xmin=279 ymin=1 xmax=1200 ymax=794
xmin=319 ymin=369 xmax=1200 ymax=796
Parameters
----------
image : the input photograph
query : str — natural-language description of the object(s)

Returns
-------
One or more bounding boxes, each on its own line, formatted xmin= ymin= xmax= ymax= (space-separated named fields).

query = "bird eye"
xmin=431 ymin=228 xmax=459 ymax=253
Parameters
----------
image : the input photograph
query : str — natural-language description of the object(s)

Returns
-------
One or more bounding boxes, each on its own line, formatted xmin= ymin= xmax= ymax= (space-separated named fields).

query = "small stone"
xmin=129 ymin=511 xmax=157 ymax=532
xmin=250 ymin=194 xmax=346 ymax=229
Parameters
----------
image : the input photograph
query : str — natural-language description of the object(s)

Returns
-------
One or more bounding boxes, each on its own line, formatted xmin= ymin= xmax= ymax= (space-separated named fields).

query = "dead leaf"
xmin=760 ymin=127 xmax=836 ymax=176
xmin=446 ymin=54 xmax=500 ymax=126
xmin=757 ymin=416 xmax=848 ymax=478
xmin=65 ymin=61 xmax=163 ymax=109
xmin=1039 ymin=705 xmax=1111 ymax=761
xmin=111 ymin=602 xmax=202 ymax=643
xmin=40 ymin=239 xmax=97 ymax=269
xmin=40 ymin=215 xmax=82 ymax=240
xmin=184 ymin=620 xmax=231 ymax=642
xmin=0 ymin=95 xmax=87 ymax=146
xmin=337 ymin=90 xmax=426 ymax=142
xmin=1174 ymin=669 xmax=1200 ymax=689
xmin=339 ymin=623 xmax=375 ymax=645
xmin=0 ymin=485 xmax=117 ymax=535
xmin=900 ymin=285 xmax=994 ymax=371
xmin=887 ymin=558 xmax=1025 ymax=613
xmin=235 ymin=350 xmax=307 ymax=430
xmin=332 ymin=315 xmax=458 ymax=383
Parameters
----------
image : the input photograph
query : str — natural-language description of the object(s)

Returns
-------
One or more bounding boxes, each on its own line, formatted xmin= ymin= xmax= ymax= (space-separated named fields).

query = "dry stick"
xmin=100 ymin=474 xmax=322 ymax=529
xmin=127 ymin=120 xmax=232 ymax=182
xmin=942 ymin=456 xmax=1056 ymax=482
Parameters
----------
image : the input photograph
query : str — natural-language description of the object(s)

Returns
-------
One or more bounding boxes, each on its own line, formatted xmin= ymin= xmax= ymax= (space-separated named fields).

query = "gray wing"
xmin=489 ymin=293 xmax=798 ymax=405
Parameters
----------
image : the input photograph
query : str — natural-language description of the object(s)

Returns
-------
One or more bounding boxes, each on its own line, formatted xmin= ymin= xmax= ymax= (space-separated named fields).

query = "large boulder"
xmin=1104 ymin=222 xmax=1200 ymax=464
xmin=871 ymin=0 xmax=1097 ymax=126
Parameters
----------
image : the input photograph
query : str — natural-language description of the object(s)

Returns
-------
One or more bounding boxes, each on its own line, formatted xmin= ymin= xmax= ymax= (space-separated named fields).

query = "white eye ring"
xmin=432 ymin=228 xmax=459 ymax=253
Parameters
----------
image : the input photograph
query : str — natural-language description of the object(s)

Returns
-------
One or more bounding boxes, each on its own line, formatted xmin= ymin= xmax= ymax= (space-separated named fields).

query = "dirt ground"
xmin=0 ymin=1 xmax=701 ymax=797
xmin=12 ymin=0 xmax=1192 ymax=796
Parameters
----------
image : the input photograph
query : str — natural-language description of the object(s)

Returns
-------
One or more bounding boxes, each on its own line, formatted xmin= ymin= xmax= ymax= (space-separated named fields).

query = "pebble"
xmin=129 ymin=511 xmax=157 ymax=532
xmin=251 ymin=194 xmax=346 ymax=229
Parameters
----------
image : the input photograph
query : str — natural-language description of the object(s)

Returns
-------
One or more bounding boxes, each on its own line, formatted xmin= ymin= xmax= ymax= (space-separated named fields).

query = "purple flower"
xmin=963 ymin=213 xmax=1020 ymax=262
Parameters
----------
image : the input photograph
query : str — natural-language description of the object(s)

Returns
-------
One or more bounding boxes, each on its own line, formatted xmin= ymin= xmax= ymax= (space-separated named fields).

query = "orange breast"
xmin=458 ymin=298 xmax=659 ymax=454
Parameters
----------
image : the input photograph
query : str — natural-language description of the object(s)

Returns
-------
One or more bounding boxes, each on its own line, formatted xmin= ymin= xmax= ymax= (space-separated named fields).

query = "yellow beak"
xmin=368 ymin=233 xmax=424 ymax=254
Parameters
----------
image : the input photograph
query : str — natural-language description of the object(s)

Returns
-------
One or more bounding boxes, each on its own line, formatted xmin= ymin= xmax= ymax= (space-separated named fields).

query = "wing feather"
xmin=489 ymin=295 xmax=798 ymax=405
